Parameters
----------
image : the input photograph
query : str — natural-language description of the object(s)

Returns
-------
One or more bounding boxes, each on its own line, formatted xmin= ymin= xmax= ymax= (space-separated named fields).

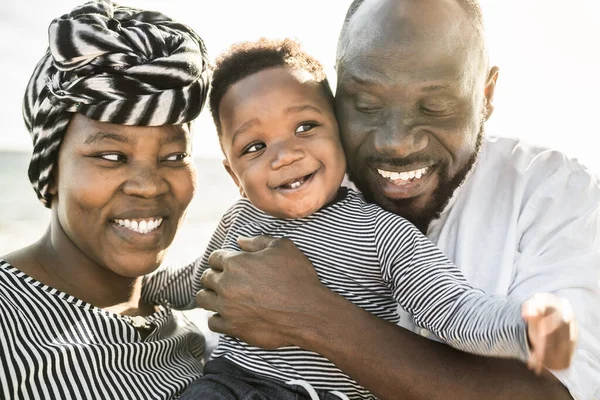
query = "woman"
xmin=0 ymin=1 xmax=210 ymax=399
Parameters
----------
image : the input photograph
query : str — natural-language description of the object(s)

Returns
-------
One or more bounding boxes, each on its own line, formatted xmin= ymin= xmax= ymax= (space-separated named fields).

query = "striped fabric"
xmin=0 ymin=260 xmax=205 ymax=400
xmin=22 ymin=0 xmax=210 ymax=207
xmin=144 ymin=188 xmax=530 ymax=400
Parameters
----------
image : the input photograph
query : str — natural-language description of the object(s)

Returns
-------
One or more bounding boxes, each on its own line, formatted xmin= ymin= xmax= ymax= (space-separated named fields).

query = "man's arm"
xmin=198 ymin=237 xmax=572 ymax=400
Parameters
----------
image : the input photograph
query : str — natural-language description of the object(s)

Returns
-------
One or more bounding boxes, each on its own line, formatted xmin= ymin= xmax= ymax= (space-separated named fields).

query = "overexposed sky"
xmin=1 ymin=1 xmax=599 ymax=172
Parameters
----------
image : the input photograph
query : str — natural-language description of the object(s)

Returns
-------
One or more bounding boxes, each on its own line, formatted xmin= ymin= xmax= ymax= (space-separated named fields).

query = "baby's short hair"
xmin=209 ymin=38 xmax=335 ymax=137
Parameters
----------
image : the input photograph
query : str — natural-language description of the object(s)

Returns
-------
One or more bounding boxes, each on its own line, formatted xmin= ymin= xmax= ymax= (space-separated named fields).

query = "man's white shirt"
xmin=387 ymin=136 xmax=600 ymax=400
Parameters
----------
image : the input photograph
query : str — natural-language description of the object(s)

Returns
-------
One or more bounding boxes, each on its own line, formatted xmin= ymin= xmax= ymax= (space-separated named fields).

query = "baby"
xmin=146 ymin=39 xmax=577 ymax=400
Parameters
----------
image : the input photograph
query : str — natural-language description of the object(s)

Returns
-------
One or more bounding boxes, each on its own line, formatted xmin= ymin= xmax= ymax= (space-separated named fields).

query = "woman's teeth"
xmin=377 ymin=166 xmax=429 ymax=182
xmin=114 ymin=218 xmax=163 ymax=234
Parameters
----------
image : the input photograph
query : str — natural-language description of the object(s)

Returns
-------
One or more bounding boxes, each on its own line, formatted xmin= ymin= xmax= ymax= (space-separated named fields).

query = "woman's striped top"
xmin=0 ymin=260 xmax=205 ymax=400
xmin=144 ymin=188 xmax=530 ymax=400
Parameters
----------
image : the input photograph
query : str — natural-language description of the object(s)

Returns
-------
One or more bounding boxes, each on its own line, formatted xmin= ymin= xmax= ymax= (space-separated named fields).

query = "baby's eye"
xmin=99 ymin=153 xmax=125 ymax=162
xmin=243 ymin=142 xmax=266 ymax=155
xmin=295 ymin=122 xmax=318 ymax=134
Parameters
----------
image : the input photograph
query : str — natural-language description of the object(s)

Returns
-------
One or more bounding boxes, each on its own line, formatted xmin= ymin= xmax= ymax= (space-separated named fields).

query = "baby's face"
xmin=219 ymin=66 xmax=346 ymax=219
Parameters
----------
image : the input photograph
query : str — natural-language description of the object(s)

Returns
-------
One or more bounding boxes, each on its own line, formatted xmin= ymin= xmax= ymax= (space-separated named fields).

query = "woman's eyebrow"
xmin=84 ymin=131 xmax=129 ymax=145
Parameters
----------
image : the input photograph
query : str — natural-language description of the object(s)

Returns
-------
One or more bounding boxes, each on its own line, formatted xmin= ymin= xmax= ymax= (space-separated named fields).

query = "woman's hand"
xmin=195 ymin=235 xmax=330 ymax=348
xmin=522 ymin=292 xmax=578 ymax=374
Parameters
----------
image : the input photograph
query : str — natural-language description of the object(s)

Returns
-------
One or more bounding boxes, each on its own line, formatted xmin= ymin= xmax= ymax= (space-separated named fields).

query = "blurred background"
xmin=1 ymin=0 xmax=599 ymax=265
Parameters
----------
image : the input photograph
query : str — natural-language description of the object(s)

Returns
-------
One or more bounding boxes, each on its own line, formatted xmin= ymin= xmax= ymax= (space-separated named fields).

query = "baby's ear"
xmin=222 ymin=159 xmax=246 ymax=198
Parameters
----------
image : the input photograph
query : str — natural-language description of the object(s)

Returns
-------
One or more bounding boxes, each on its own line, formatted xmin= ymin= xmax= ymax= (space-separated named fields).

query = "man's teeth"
xmin=114 ymin=218 xmax=163 ymax=234
xmin=377 ymin=166 xmax=429 ymax=182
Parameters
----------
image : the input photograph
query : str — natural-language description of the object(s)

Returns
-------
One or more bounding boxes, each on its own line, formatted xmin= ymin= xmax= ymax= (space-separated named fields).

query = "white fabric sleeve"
xmin=511 ymin=165 xmax=600 ymax=400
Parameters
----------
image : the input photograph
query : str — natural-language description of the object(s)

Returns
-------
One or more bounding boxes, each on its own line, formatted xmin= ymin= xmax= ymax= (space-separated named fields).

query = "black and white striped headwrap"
xmin=22 ymin=0 xmax=210 ymax=207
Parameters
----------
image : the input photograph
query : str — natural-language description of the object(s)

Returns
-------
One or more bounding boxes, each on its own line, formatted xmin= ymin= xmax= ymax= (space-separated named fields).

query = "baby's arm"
xmin=142 ymin=202 xmax=237 ymax=309
xmin=375 ymin=211 xmax=576 ymax=370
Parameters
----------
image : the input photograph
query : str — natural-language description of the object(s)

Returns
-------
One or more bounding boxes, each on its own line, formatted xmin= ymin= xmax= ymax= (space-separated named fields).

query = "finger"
xmin=522 ymin=295 xmax=546 ymax=319
xmin=537 ymin=311 xmax=564 ymax=336
xmin=207 ymin=313 xmax=230 ymax=335
xmin=237 ymin=235 xmax=278 ymax=252
xmin=196 ymin=289 xmax=220 ymax=312
xmin=207 ymin=249 xmax=233 ymax=271
xmin=534 ymin=331 xmax=546 ymax=375
xmin=199 ymin=268 xmax=221 ymax=291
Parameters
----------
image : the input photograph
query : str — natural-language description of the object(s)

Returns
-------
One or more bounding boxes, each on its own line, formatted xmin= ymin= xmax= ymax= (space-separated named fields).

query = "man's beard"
xmin=348 ymin=123 xmax=485 ymax=233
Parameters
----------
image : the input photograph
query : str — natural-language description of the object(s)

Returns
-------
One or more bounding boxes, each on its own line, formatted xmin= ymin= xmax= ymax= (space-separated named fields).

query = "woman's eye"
xmin=99 ymin=153 xmax=125 ymax=162
xmin=243 ymin=142 xmax=266 ymax=154
xmin=295 ymin=122 xmax=318 ymax=134
xmin=164 ymin=153 xmax=189 ymax=162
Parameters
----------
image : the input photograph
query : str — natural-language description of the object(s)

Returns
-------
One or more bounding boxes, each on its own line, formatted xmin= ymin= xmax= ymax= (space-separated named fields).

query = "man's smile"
xmin=371 ymin=164 xmax=438 ymax=200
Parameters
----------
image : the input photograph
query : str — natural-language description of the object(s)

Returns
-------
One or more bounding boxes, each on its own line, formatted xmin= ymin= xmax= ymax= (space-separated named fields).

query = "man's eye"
xmin=355 ymin=105 xmax=382 ymax=114
xmin=164 ymin=153 xmax=189 ymax=162
xmin=295 ymin=122 xmax=318 ymax=134
xmin=420 ymin=103 xmax=453 ymax=116
xmin=99 ymin=153 xmax=125 ymax=162
xmin=242 ymin=142 xmax=266 ymax=155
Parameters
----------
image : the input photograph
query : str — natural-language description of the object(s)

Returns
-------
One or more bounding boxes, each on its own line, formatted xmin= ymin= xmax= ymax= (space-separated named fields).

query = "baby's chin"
xmin=265 ymin=201 xmax=325 ymax=220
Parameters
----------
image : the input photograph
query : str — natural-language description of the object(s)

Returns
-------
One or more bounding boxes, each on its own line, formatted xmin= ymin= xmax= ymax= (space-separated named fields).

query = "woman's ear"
xmin=222 ymin=158 xmax=246 ymax=198
xmin=47 ymin=166 xmax=58 ymax=196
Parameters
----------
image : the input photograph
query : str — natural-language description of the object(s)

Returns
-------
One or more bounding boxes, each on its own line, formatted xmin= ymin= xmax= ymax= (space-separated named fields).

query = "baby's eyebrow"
xmin=285 ymin=104 xmax=323 ymax=115
xmin=232 ymin=118 xmax=259 ymax=146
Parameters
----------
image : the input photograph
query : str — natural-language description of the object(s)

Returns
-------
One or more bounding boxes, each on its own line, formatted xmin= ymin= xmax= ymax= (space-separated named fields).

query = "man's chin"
xmin=367 ymin=189 xmax=440 ymax=233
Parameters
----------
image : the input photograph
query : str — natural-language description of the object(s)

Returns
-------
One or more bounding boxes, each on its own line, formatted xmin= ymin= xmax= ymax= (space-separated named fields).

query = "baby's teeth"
xmin=290 ymin=181 xmax=301 ymax=189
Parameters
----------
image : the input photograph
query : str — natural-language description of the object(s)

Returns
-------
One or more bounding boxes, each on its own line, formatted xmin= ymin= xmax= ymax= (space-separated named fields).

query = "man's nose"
xmin=270 ymin=140 xmax=305 ymax=170
xmin=122 ymin=163 xmax=169 ymax=198
xmin=374 ymin=111 xmax=429 ymax=158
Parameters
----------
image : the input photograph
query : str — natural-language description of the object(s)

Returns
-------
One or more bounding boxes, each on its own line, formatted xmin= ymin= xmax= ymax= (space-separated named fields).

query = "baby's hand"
xmin=522 ymin=293 xmax=578 ymax=374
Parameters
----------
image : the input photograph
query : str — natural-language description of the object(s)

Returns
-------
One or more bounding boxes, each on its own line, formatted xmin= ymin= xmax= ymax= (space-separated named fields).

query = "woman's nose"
xmin=121 ymin=163 xmax=169 ymax=198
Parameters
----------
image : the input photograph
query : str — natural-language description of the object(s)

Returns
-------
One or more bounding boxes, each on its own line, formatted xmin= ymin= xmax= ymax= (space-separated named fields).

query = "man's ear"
xmin=483 ymin=66 xmax=499 ymax=120
xmin=222 ymin=158 xmax=246 ymax=198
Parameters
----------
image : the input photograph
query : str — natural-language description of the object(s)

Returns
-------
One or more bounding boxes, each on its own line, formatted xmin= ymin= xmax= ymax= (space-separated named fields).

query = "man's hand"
xmin=522 ymin=293 xmax=578 ymax=374
xmin=196 ymin=235 xmax=328 ymax=348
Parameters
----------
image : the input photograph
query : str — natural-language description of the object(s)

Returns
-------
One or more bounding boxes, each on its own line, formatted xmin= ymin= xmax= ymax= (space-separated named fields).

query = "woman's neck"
xmin=5 ymin=224 xmax=149 ymax=314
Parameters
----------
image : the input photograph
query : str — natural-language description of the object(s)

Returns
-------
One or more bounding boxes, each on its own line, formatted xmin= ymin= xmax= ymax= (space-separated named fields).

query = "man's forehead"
xmin=340 ymin=0 xmax=476 ymax=60
xmin=338 ymin=0 xmax=483 ymax=89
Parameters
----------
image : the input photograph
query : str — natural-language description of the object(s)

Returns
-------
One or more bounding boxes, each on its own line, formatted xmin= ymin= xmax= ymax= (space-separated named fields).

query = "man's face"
xmin=335 ymin=0 xmax=496 ymax=231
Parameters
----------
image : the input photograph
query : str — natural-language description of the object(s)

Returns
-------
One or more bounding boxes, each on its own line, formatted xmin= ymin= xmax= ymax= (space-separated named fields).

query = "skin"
xmin=4 ymin=114 xmax=195 ymax=315
xmin=219 ymin=66 xmax=347 ymax=219
xmin=197 ymin=0 xmax=573 ymax=398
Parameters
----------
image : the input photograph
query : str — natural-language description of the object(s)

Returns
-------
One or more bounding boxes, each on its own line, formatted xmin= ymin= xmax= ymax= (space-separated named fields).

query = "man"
xmin=197 ymin=0 xmax=600 ymax=398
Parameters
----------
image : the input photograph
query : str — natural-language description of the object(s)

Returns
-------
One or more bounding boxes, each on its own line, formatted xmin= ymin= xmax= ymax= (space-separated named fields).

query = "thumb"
xmin=237 ymin=235 xmax=278 ymax=252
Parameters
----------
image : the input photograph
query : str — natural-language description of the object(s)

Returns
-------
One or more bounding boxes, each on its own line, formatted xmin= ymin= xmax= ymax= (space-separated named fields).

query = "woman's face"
xmin=51 ymin=114 xmax=196 ymax=278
